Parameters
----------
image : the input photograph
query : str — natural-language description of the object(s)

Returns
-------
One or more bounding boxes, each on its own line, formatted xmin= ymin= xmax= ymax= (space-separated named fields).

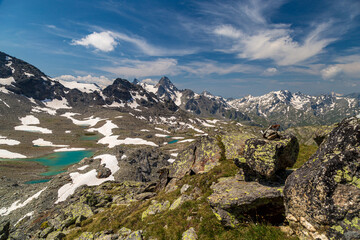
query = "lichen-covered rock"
xmin=64 ymin=202 xmax=93 ymax=219
xmin=46 ymin=231 xmax=66 ymax=240
xmin=222 ymin=132 xmax=256 ymax=160
xmin=169 ymin=194 xmax=194 ymax=210
xmin=74 ymin=232 xmax=94 ymax=240
xmin=284 ymin=117 xmax=360 ymax=240
xmin=241 ymin=135 xmax=299 ymax=179
xmin=141 ymin=200 xmax=170 ymax=220
xmin=125 ymin=230 xmax=143 ymax=240
xmin=182 ymin=227 xmax=197 ymax=240
xmin=169 ymin=136 xmax=222 ymax=180
xmin=208 ymin=177 xmax=285 ymax=227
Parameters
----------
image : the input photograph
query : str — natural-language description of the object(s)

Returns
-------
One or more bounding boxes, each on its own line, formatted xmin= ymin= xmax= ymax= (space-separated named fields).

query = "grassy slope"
xmin=65 ymin=158 xmax=298 ymax=240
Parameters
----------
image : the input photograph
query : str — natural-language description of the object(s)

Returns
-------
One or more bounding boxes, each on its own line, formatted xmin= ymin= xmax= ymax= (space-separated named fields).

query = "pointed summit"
xmin=132 ymin=78 xmax=139 ymax=85
xmin=156 ymin=76 xmax=178 ymax=92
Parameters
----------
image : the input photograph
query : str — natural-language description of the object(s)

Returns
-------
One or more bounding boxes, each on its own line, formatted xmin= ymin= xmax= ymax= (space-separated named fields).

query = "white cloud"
xmin=55 ymin=74 xmax=112 ymax=87
xmin=72 ymin=31 xmax=118 ymax=52
xmin=72 ymin=31 xmax=195 ymax=56
xmin=141 ymin=78 xmax=158 ymax=85
xmin=321 ymin=65 xmax=343 ymax=80
xmin=214 ymin=25 xmax=242 ymax=39
xmin=214 ymin=23 xmax=335 ymax=66
xmin=263 ymin=67 xmax=278 ymax=76
xmin=101 ymin=58 xmax=178 ymax=77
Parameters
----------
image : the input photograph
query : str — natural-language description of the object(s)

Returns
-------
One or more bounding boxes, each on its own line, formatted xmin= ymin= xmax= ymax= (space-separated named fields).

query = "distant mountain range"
xmin=1 ymin=51 xmax=359 ymax=128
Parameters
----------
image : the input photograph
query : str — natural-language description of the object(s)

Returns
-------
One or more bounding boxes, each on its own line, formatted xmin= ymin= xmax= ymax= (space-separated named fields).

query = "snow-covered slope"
xmin=228 ymin=90 xmax=360 ymax=128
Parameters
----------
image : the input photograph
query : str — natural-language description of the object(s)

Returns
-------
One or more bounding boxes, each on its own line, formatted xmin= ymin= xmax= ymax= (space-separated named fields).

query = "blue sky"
xmin=0 ymin=0 xmax=360 ymax=98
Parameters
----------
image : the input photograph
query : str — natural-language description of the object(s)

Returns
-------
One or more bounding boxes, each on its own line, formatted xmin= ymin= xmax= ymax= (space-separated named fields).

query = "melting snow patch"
xmin=32 ymin=138 xmax=68 ymax=147
xmin=88 ymin=120 xmax=118 ymax=137
xmin=65 ymin=130 xmax=71 ymax=133
xmin=178 ymin=139 xmax=195 ymax=143
xmin=186 ymin=124 xmax=204 ymax=134
xmin=0 ymin=136 xmax=20 ymax=146
xmin=0 ymin=87 xmax=10 ymax=94
xmin=171 ymin=153 xmax=178 ymax=157
xmin=140 ymin=129 xmax=150 ymax=132
xmin=155 ymin=134 xmax=168 ymax=137
xmin=155 ymin=127 xmax=170 ymax=134
xmin=172 ymin=137 xmax=184 ymax=140
xmin=15 ymin=115 xmax=52 ymax=134
xmin=0 ymin=188 xmax=47 ymax=216
xmin=62 ymin=112 xmax=104 ymax=127
xmin=98 ymin=136 xmax=158 ymax=148
xmin=0 ymin=77 xmax=15 ymax=85
xmin=0 ymin=98 xmax=10 ymax=108
xmin=15 ymin=211 xmax=34 ymax=226
xmin=77 ymin=165 xmax=89 ymax=171
xmin=32 ymin=106 xmax=57 ymax=115
xmin=0 ymin=149 xmax=26 ymax=158
xmin=167 ymin=158 xmax=176 ymax=163
xmin=54 ymin=148 xmax=86 ymax=152
xmin=55 ymin=154 xmax=118 ymax=203
xmin=20 ymin=115 xmax=40 ymax=125
xmin=24 ymin=72 xmax=34 ymax=77
xmin=206 ymin=119 xmax=219 ymax=124
xmin=43 ymin=98 xmax=71 ymax=110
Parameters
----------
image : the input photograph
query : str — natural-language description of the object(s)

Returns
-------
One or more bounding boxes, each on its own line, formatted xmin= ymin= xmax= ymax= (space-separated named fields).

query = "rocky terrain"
xmin=0 ymin=51 xmax=360 ymax=239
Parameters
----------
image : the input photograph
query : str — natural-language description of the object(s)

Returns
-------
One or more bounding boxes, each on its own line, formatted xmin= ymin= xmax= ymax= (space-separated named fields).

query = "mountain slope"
xmin=228 ymin=90 xmax=360 ymax=128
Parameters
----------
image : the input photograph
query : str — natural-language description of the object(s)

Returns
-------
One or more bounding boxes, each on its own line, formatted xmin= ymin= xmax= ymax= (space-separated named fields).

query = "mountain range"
xmin=1 ymin=50 xmax=359 ymax=128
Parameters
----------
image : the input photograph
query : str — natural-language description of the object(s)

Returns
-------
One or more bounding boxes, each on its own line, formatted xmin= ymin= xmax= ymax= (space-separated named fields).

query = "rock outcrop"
xmin=237 ymin=135 xmax=299 ymax=180
xmin=169 ymin=136 xmax=222 ymax=180
xmin=208 ymin=177 xmax=285 ymax=227
xmin=284 ymin=117 xmax=360 ymax=240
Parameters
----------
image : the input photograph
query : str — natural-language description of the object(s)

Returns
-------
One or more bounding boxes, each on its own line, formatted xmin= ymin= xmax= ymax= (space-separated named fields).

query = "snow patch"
xmin=0 ymin=77 xmax=15 ymax=85
xmin=0 ymin=136 xmax=20 ymax=146
xmin=20 ymin=115 xmax=40 ymax=125
xmin=77 ymin=165 xmax=89 ymax=171
xmin=87 ymin=120 xmax=118 ymax=137
xmin=0 ymin=188 xmax=47 ymax=216
xmin=61 ymin=112 xmax=104 ymax=127
xmin=24 ymin=72 xmax=34 ymax=77
xmin=43 ymin=98 xmax=71 ymax=110
xmin=32 ymin=138 xmax=68 ymax=147
xmin=155 ymin=134 xmax=168 ymax=137
xmin=55 ymin=154 xmax=118 ymax=203
xmin=98 ymin=136 xmax=158 ymax=148
xmin=0 ymin=149 xmax=26 ymax=159
xmin=54 ymin=148 xmax=86 ymax=152
xmin=178 ymin=139 xmax=195 ymax=143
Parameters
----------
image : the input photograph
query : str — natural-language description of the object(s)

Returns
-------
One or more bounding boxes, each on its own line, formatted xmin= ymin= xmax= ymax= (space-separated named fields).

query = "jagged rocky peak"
xmin=0 ymin=51 xmax=50 ymax=81
xmin=132 ymin=78 xmax=140 ymax=85
xmin=157 ymin=76 xmax=178 ymax=92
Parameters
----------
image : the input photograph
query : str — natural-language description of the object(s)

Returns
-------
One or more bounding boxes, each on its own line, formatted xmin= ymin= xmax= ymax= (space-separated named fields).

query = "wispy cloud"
xmin=213 ymin=21 xmax=336 ymax=66
xmin=179 ymin=61 xmax=259 ymax=76
xmin=199 ymin=0 xmax=360 ymax=66
xmin=100 ymin=58 xmax=179 ymax=78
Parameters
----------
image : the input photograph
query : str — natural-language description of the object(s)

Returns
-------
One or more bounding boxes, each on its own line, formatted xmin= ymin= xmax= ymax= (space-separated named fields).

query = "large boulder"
xmin=284 ymin=117 xmax=360 ymax=240
xmin=169 ymin=136 xmax=222 ymax=180
xmin=208 ymin=177 xmax=285 ymax=227
xmin=239 ymin=135 xmax=299 ymax=179
xmin=222 ymin=132 xmax=257 ymax=160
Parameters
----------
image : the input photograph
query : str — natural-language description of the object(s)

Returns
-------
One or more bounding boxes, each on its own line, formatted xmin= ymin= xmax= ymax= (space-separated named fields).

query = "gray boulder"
xmin=238 ymin=135 xmax=299 ymax=179
xmin=208 ymin=177 xmax=284 ymax=227
xmin=284 ymin=117 xmax=360 ymax=240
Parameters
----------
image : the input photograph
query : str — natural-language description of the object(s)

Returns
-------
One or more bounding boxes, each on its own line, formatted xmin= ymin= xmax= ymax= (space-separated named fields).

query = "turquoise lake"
xmin=29 ymin=150 xmax=94 ymax=176
xmin=168 ymin=139 xmax=179 ymax=144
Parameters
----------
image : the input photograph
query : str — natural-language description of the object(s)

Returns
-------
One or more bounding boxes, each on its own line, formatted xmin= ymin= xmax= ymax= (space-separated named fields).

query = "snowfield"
xmin=55 ymin=154 xmax=119 ymax=203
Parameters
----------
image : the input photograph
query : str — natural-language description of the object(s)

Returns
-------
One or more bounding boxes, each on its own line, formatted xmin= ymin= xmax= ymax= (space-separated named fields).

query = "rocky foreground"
xmin=1 ymin=116 xmax=359 ymax=239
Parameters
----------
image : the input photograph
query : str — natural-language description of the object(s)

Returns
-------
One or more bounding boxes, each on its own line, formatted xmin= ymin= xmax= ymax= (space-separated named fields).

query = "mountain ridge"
xmin=1 ymin=50 xmax=359 ymax=128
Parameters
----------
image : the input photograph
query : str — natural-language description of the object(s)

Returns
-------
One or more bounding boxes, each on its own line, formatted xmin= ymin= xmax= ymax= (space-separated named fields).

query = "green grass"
xmin=292 ymin=144 xmax=318 ymax=169
xmin=65 ymin=158 xmax=298 ymax=240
